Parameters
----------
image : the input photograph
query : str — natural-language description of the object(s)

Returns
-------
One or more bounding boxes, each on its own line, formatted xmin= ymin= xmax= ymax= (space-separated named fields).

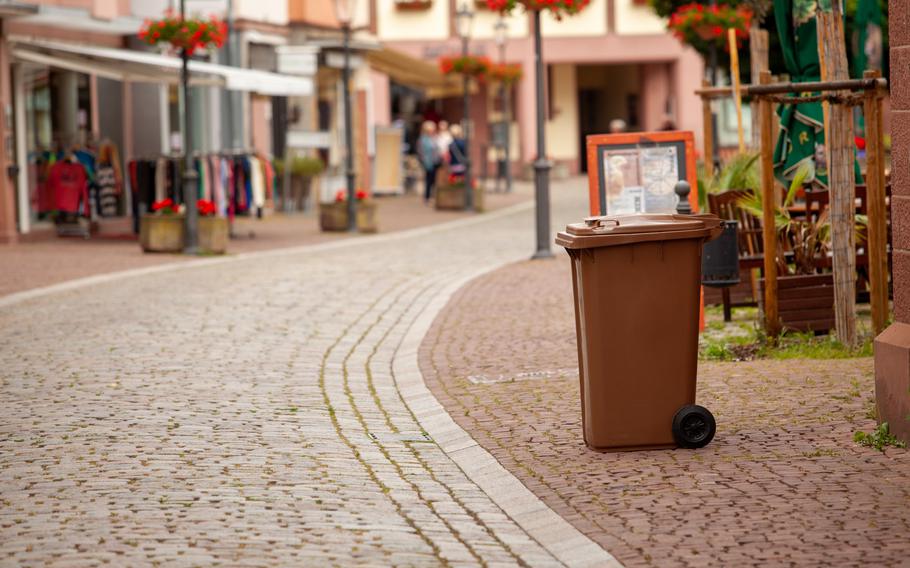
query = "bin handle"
xmin=583 ymin=216 xmax=620 ymax=231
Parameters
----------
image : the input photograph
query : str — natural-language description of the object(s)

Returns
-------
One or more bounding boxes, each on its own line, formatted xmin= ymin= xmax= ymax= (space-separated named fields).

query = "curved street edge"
xmin=392 ymin=260 xmax=622 ymax=568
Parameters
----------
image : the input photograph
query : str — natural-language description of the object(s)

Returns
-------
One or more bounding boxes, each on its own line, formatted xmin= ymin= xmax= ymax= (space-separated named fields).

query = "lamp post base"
xmin=531 ymin=158 xmax=553 ymax=260
xmin=182 ymin=169 xmax=199 ymax=255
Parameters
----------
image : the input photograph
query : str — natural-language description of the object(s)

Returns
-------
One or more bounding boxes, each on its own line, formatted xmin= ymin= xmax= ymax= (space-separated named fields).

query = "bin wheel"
xmin=672 ymin=405 xmax=716 ymax=449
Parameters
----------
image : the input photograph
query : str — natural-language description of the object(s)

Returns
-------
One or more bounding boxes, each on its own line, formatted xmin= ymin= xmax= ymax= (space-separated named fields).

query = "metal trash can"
xmin=556 ymin=213 xmax=723 ymax=451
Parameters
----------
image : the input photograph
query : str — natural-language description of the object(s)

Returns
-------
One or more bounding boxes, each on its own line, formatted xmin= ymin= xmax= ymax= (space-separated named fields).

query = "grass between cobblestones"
xmin=699 ymin=305 xmax=876 ymax=361
xmin=419 ymin=255 xmax=910 ymax=567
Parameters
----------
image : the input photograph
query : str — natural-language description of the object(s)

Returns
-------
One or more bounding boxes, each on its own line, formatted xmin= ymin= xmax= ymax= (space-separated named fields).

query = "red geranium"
xmin=486 ymin=0 xmax=591 ymax=20
xmin=196 ymin=199 xmax=216 ymax=216
xmin=139 ymin=10 xmax=227 ymax=56
xmin=666 ymin=3 xmax=752 ymax=54
xmin=151 ymin=198 xmax=180 ymax=214
xmin=488 ymin=63 xmax=523 ymax=85
xmin=439 ymin=55 xmax=492 ymax=78
xmin=336 ymin=189 xmax=370 ymax=202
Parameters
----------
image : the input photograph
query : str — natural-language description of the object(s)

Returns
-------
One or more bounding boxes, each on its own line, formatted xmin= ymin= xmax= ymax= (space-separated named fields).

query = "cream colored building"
xmin=330 ymin=0 xmax=705 ymax=176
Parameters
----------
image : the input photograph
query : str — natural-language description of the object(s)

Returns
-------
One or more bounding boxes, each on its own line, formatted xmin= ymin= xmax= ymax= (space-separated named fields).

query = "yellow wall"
xmin=544 ymin=64 xmax=578 ymax=160
xmin=615 ymin=0 xmax=666 ymax=35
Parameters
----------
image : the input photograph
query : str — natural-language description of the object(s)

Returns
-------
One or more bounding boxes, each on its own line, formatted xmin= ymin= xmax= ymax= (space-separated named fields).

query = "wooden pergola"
xmin=695 ymin=73 xmax=889 ymax=345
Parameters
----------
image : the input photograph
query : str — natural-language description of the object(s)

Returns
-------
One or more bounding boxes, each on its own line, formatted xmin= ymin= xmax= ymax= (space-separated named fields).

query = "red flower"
xmin=151 ymin=198 xmax=174 ymax=212
xmin=196 ymin=199 xmax=216 ymax=216
xmin=355 ymin=190 xmax=368 ymax=200
xmin=335 ymin=190 xmax=346 ymax=203
xmin=855 ymin=136 xmax=866 ymax=150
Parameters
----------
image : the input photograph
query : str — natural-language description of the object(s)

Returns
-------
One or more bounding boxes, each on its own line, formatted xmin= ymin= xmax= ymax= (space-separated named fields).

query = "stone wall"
xmin=873 ymin=0 xmax=910 ymax=443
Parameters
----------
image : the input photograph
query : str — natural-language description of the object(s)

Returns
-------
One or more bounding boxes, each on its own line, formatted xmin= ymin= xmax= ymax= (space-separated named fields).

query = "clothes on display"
xmin=96 ymin=141 xmax=123 ymax=217
xmin=126 ymin=152 xmax=276 ymax=232
xmin=45 ymin=156 xmax=90 ymax=216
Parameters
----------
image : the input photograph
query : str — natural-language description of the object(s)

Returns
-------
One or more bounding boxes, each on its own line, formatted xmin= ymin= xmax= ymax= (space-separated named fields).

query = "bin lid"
xmin=556 ymin=213 xmax=723 ymax=249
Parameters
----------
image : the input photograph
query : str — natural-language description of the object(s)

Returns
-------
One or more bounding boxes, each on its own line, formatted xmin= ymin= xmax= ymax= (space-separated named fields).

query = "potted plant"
xmin=319 ymin=190 xmax=377 ymax=233
xmin=439 ymin=54 xmax=492 ymax=79
xmin=488 ymin=62 xmax=523 ymax=85
xmin=486 ymin=0 xmax=591 ymax=18
xmin=395 ymin=0 xmax=433 ymax=10
xmin=139 ymin=10 xmax=227 ymax=55
xmin=740 ymin=167 xmax=850 ymax=333
xmin=275 ymin=156 xmax=325 ymax=211
xmin=140 ymin=198 xmax=184 ymax=253
xmin=664 ymin=3 xmax=753 ymax=59
xmin=436 ymin=173 xmax=484 ymax=212
xmin=196 ymin=199 xmax=228 ymax=254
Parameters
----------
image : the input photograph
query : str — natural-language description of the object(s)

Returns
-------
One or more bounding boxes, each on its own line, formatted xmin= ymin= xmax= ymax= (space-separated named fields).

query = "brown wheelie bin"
xmin=556 ymin=213 xmax=723 ymax=451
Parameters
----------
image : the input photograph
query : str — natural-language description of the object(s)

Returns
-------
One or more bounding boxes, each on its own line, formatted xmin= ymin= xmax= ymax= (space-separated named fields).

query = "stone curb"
xmin=0 ymin=200 xmax=533 ymax=310
xmin=393 ymin=260 xmax=622 ymax=568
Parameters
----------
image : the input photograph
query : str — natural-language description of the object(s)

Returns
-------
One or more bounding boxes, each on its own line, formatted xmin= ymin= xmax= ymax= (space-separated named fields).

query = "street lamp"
xmin=180 ymin=0 xmax=198 ymax=253
xmin=336 ymin=0 xmax=357 ymax=231
xmin=494 ymin=17 xmax=511 ymax=194
xmin=455 ymin=2 xmax=474 ymax=211
xmin=531 ymin=11 xmax=551 ymax=258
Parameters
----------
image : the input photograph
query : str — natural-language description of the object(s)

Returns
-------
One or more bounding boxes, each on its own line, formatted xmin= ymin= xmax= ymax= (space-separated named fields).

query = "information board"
xmin=586 ymin=131 xmax=699 ymax=216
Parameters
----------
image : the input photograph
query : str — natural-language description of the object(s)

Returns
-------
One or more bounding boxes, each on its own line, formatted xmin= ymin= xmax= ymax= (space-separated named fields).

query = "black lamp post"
xmin=494 ymin=17 xmax=512 ymax=194
xmin=180 ymin=0 xmax=198 ymax=253
xmin=336 ymin=0 xmax=357 ymax=231
xmin=455 ymin=2 xmax=474 ymax=211
xmin=531 ymin=11 xmax=551 ymax=259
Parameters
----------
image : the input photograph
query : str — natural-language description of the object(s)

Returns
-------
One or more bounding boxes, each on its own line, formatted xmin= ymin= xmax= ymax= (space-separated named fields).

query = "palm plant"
xmin=697 ymin=151 xmax=760 ymax=210
xmin=737 ymin=165 xmax=865 ymax=275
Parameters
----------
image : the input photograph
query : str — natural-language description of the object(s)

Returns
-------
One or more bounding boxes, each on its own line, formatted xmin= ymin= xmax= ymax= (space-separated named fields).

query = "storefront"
xmin=4 ymin=37 xmax=314 ymax=239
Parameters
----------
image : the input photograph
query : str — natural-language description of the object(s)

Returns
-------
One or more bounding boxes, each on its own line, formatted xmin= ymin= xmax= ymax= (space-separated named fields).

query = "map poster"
xmin=601 ymin=146 xmax=680 ymax=215
xmin=586 ymin=131 xmax=698 ymax=217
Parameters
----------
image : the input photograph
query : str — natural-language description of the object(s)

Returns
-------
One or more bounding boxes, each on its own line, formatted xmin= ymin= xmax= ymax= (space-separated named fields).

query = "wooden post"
xmin=749 ymin=25 xmax=769 ymax=149
xmin=701 ymin=80 xmax=715 ymax=177
xmin=864 ymin=69 xmax=889 ymax=335
xmin=817 ymin=8 xmax=857 ymax=346
xmin=728 ymin=28 xmax=745 ymax=153
xmin=759 ymin=70 xmax=780 ymax=338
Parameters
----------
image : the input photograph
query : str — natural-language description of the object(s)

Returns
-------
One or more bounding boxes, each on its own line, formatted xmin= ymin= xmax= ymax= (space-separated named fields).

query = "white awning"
xmin=10 ymin=37 xmax=313 ymax=97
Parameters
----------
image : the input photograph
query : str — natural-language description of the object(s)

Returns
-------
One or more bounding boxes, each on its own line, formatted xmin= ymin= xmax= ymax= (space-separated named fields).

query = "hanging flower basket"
xmin=138 ymin=10 xmax=228 ymax=55
xmin=395 ymin=0 xmax=433 ymax=10
xmin=667 ymin=3 xmax=752 ymax=55
xmin=485 ymin=0 xmax=591 ymax=20
xmin=488 ymin=63 xmax=523 ymax=85
xmin=439 ymin=54 xmax=492 ymax=79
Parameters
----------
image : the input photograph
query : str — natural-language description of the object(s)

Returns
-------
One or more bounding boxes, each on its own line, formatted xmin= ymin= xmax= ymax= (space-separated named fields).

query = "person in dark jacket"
xmin=417 ymin=120 xmax=441 ymax=203
xmin=447 ymin=123 xmax=467 ymax=178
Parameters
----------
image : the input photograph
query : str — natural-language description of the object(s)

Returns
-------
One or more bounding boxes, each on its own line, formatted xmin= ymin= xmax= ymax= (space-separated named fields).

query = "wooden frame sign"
xmin=586 ymin=131 xmax=699 ymax=216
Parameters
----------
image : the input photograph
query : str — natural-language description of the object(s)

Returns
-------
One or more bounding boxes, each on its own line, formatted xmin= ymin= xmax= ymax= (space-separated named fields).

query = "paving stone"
xmin=0 ymin=180 xmax=604 ymax=566
xmin=420 ymin=247 xmax=910 ymax=567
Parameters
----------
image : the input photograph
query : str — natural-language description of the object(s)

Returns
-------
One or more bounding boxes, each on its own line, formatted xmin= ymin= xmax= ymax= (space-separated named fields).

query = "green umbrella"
xmin=772 ymin=0 xmax=826 ymax=186
xmin=771 ymin=0 xmax=861 ymax=188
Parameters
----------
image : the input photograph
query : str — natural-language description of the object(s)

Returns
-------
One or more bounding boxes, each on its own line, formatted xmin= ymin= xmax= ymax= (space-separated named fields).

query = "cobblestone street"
xmin=0 ymin=181 xmax=612 ymax=566
xmin=420 ymin=254 xmax=910 ymax=567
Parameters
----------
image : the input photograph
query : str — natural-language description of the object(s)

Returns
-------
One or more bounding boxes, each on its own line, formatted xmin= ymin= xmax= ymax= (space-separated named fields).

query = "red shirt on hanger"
xmin=46 ymin=160 xmax=89 ymax=216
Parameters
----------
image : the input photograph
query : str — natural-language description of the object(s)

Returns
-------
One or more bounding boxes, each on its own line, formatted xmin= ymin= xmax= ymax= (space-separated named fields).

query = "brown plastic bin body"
xmin=556 ymin=214 xmax=722 ymax=452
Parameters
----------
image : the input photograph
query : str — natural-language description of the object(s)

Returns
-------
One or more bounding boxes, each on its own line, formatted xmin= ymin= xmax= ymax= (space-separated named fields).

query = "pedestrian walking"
xmin=437 ymin=120 xmax=453 ymax=164
xmin=417 ymin=121 xmax=441 ymax=203
xmin=447 ymin=124 xmax=468 ymax=178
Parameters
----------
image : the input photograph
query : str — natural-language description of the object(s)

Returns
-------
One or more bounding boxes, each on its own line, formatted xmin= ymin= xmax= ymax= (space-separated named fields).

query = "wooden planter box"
xmin=435 ymin=184 xmax=485 ymax=212
xmin=140 ymin=214 xmax=185 ymax=253
xmin=395 ymin=0 xmax=432 ymax=10
xmin=198 ymin=216 xmax=228 ymax=254
xmin=319 ymin=201 xmax=378 ymax=233
xmin=761 ymin=273 xmax=836 ymax=333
